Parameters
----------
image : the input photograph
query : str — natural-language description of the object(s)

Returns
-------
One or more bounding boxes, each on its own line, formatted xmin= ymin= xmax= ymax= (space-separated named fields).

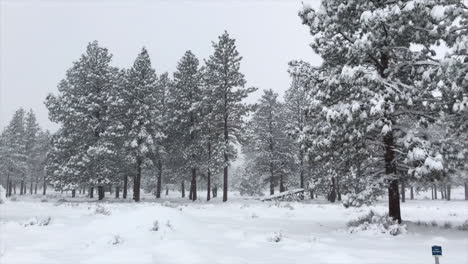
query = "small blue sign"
xmin=432 ymin=245 xmax=442 ymax=256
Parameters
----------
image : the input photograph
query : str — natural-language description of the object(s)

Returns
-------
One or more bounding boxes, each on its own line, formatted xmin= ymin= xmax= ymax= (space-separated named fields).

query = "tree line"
xmin=0 ymin=109 xmax=49 ymax=197
xmin=1 ymin=1 xmax=467 ymax=224
xmin=42 ymin=31 xmax=255 ymax=202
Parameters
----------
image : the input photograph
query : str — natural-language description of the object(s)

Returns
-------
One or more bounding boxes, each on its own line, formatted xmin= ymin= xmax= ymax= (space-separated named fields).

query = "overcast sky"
xmin=0 ymin=0 xmax=322 ymax=131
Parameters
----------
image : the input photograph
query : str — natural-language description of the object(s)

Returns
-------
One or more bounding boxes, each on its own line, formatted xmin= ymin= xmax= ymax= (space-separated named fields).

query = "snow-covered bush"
xmin=94 ymin=205 xmax=111 ymax=216
xmin=165 ymin=220 xmax=173 ymax=230
xmin=110 ymin=234 xmax=123 ymax=245
xmin=40 ymin=216 xmax=52 ymax=226
xmin=24 ymin=217 xmax=38 ymax=227
xmin=347 ymin=210 xmax=406 ymax=236
xmin=457 ymin=220 xmax=468 ymax=231
xmin=342 ymin=183 xmax=382 ymax=208
xmin=22 ymin=216 xmax=51 ymax=227
xmin=238 ymin=162 xmax=265 ymax=197
xmin=161 ymin=201 xmax=177 ymax=208
xmin=443 ymin=222 xmax=453 ymax=229
xmin=10 ymin=196 xmax=18 ymax=202
xmin=40 ymin=198 xmax=48 ymax=203
xmin=0 ymin=186 xmax=6 ymax=204
xmin=151 ymin=220 xmax=159 ymax=231
xmin=267 ymin=231 xmax=283 ymax=242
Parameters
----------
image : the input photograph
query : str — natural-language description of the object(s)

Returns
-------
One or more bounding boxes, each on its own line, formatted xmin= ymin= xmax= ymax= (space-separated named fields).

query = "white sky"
xmin=0 ymin=0 xmax=322 ymax=131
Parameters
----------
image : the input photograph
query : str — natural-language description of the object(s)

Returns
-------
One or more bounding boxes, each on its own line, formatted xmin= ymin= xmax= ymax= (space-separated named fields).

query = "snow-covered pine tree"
xmin=46 ymin=41 xmax=119 ymax=200
xmin=153 ymin=72 xmax=171 ymax=199
xmin=0 ymin=108 xmax=27 ymax=196
xmin=167 ymin=51 xmax=204 ymax=201
xmin=296 ymin=0 xmax=465 ymax=222
xmin=199 ymin=66 xmax=224 ymax=201
xmin=422 ymin=6 xmax=468 ymax=199
xmin=108 ymin=47 xmax=160 ymax=202
xmin=248 ymin=89 xmax=291 ymax=195
xmin=33 ymin=130 xmax=50 ymax=195
xmin=24 ymin=109 xmax=40 ymax=194
xmin=204 ymin=31 xmax=257 ymax=202
xmin=284 ymin=77 xmax=310 ymax=189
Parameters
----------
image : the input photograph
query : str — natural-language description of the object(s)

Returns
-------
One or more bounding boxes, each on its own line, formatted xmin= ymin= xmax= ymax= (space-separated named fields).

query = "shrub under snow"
xmin=267 ymin=231 xmax=283 ymax=242
xmin=347 ymin=210 xmax=406 ymax=236
xmin=94 ymin=205 xmax=111 ymax=216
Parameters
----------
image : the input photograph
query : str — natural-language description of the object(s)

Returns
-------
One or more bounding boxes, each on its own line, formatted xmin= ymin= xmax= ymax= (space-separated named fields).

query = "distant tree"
xmin=247 ymin=89 xmax=292 ymax=194
xmin=283 ymin=77 xmax=310 ymax=189
xmin=24 ymin=110 xmax=40 ymax=194
xmin=204 ymin=31 xmax=256 ymax=201
xmin=0 ymin=108 xmax=27 ymax=196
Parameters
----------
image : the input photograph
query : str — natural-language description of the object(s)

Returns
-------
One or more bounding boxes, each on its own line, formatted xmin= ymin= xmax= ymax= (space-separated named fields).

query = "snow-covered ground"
xmin=1 ymin=189 xmax=467 ymax=264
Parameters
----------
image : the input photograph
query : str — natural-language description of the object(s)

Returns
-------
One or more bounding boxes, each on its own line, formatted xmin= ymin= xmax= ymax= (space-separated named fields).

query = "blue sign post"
xmin=432 ymin=245 xmax=442 ymax=264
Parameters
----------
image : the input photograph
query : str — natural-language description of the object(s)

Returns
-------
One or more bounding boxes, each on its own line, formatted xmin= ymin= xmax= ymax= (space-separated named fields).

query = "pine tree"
xmin=204 ymin=31 xmax=256 ymax=202
xmin=24 ymin=110 xmax=40 ymax=194
xmin=45 ymin=41 xmax=119 ymax=200
xmin=295 ymin=0 xmax=465 ymax=222
xmin=153 ymin=72 xmax=171 ymax=199
xmin=247 ymin=89 xmax=292 ymax=195
xmin=109 ymin=47 xmax=160 ymax=202
xmin=284 ymin=77 xmax=310 ymax=189
xmin=167 ymin=51 xmax=204 ymax=201
xmin=0 ymin=108 xmax=27 ymax=196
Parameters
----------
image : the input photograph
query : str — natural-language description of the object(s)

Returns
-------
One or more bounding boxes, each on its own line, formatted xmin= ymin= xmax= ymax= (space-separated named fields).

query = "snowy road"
xmin=1 ymin=197 xmax=467 ymax=264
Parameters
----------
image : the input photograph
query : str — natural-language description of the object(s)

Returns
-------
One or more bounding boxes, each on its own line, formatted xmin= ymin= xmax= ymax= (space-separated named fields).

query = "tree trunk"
xmin=34 ymin=176 xmax=38 ymax=194
xmin=115 ymin=186 xmax=120 ymax=199
xmin=223 ymin=104 xmax=229 ymax=202
xmin=279 ymin=174 xmax=285 ymax=193
xmin=133 ymin=157 xmax=142 ymax=202
xmin=29 ymin=180 xmax=33 ymax=194
xmin=109 ymin=186 xmax=113 ymax=195
xmin=299 ymin=150 xmax=304 ymax=189
xmin=8 ymin=180 xmax=13 ymax=197
xmin=207 ymin=168 xmax=211 ymax=201
xmin=72 ymin=189 xmax=76 ymax=198
xmin=42 ymin=176 xmax=47 ymax=195
xmin=410 ymin=186 xmax=414 ymax=200
xmin=401 ymin=180 xmax=406 ymax=203
xmin=189 ymin=180 xmax=193 ymax=200
xmin=20 ymin=180 xmax=24 ymax=195
xmin=446 ymin=184 xmax=451 ymax=201
xmin=191 ymin=168 xmax=197 ymax=201
xmin=434 ymin=185 xmax=438 ymax=200
xmin=384 ymin=131 xmax=401 ymax=223
xmin=98 ymin=186 xmax=104 ymax=200
xmin=310 ymin=189 xmax=314 ymax=200
xmin=6 ymin=174 xmax=10 ymax=197
xmin=223 ymin=165 xmax=228 ymax=202
xmin=431 ymin=186 xmax=434 ymax=200
xmin=181 ymin=180 xmax=185 ymax=198
xmin=123 ymin=174 xmax=128 ymax=199
xmin=13 ymin=183 xmax=16 ymax=194
xmin=336 ymin=176 xmax=341 ymax=201
xmin=213 ymin=186 xmax=217 ymax=198
xmin=329 ymin=177 xmax=336 ymax=203
xmin=90 ymin=187 xmax=94 ymax=198
xmin=465 ymin=182 xmax=468 ymax=200
xmin=166 ymin=186 xmax=169 ymax=196
xmin=156 ymin=159 xmax=162 ymax=199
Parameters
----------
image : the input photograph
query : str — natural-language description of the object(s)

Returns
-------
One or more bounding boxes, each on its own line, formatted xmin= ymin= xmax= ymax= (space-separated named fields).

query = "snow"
xmin=1 ymin=192 xmax=467 ymax=264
